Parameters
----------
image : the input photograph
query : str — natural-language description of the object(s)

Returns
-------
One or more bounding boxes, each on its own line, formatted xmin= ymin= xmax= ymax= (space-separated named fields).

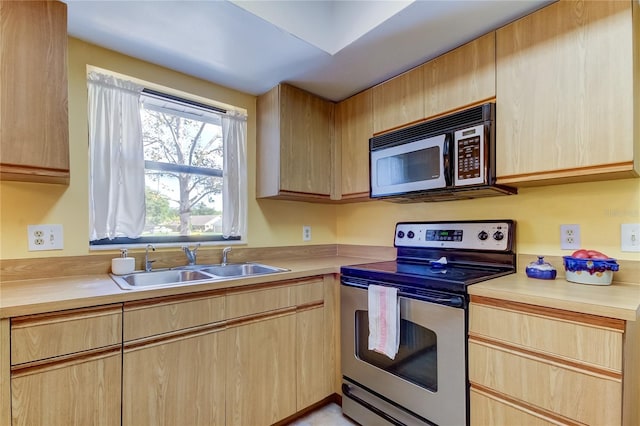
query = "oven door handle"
xmin=342 ymin=383 xmax=407 ymax=426
xmin=341 ymin=279 xmax=465 ymax=308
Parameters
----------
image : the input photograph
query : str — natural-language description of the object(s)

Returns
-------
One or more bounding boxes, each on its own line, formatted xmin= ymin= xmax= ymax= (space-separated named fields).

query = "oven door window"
xmin=354 ymin=310 xmax=437 ymax=392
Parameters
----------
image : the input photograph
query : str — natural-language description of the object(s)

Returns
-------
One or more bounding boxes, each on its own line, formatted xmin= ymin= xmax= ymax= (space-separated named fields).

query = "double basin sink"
xmin=110 ymin=262 xmax=289 ymax=290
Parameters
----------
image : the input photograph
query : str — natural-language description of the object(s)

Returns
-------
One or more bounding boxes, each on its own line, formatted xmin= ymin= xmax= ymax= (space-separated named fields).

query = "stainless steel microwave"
xmin=369 ymin=103 xmax=516 ymax=202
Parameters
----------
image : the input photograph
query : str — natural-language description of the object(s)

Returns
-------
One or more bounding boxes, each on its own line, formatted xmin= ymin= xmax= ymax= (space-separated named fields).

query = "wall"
xmin=337 ymin=178 xmax=640 ymax=261
xmin=1 ymin=38 xmax=638 ymax=263
xmin=0 ymin=38 xmax=336 ymax=260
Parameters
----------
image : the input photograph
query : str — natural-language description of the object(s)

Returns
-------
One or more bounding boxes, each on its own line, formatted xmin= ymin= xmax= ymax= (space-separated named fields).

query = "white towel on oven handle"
xmin=368 ymin=284 xmax=400 ymax=359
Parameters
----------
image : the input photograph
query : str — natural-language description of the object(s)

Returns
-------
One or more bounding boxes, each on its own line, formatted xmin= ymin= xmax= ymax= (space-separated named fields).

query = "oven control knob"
xmin=407 ymin=231 xmax=415 ymax=239
xmin=493 ymin=231 xmax=504 ymax=241
xmin=478 ymin=231 xmax=488 ymax=241
xmin=397 ymin=230 xmax=405 ymax=239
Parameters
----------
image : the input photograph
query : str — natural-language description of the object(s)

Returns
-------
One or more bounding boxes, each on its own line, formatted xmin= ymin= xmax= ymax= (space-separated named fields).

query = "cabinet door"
xmin=372 ymin=66 xmax=424 ymax=133
xmin=279 ymin=84 xmax=334 ymax=196
xmin=297 ymin=305 xmax=331 ymax=409
xmin=496 ymin=0 xmax=634 ymax=185
xmin=11 ymin=349 xmax=121 ymax=426
xmin=469 ymin=339 xmax=622 ymax=425
xmin=470 ymin=388 xmax=560 ymax=426
xmin=0 ymin=0 xmax=69 ymax=183
xmin=226 ymin=313 xmax=297 ymax=426
xmin=335 ymin=90 xmax=373 ymax=200
xmin=423 ymin=32 xmax=495 ymax=118
xmin=123 ymin=326 xmax=226 ymax=426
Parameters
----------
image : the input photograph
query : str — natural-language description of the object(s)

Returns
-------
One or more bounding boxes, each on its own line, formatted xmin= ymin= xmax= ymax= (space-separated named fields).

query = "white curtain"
xmin=221 ymin=112 xmax=247 ymax=239
xmin=88 ymin=72 xmax=146 ymax=241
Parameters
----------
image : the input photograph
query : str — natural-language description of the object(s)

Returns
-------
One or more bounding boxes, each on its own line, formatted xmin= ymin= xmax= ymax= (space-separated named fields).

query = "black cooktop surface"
xmin=341 ymin=260 xmax=514 ymax=294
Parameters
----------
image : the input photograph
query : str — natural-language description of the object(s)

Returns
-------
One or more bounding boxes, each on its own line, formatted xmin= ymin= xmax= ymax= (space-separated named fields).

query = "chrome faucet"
xmin=182 ymin=244 xmax=200 ymax=266
xmin=221 ymin=247 xmax=232 ymax=266
xmin=144 ymin=244 xmax=156 ymax=272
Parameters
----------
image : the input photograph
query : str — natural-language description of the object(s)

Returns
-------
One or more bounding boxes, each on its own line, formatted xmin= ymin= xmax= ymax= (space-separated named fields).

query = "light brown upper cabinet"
xmin=423 ymin=32 xmax=496 ymax=118
xmin=496 ymin=0 xmax=638 ymax=186
xmin=334 ymin=89 xmax=373 ymax=201
xmin=256 ymin=83 xmax=334 ymax=202
xmin=0 ymin=0 xmax=69 ymax=184
xmin=372 ymin=66 xmax=424 ymax=134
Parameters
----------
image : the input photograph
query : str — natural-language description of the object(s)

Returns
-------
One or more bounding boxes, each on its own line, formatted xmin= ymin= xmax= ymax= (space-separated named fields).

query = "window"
xmin=88 ymin=72 xmax=247 ymax=247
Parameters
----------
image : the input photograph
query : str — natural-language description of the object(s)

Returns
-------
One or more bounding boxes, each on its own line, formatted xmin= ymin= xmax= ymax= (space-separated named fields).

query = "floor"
xmin=288 ymin=403 xmax=358 ymax=426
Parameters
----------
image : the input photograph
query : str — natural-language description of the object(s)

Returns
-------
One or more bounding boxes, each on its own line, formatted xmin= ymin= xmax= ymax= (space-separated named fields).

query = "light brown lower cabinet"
xmin=468 ymin=296 xmax=638 ymax=426
xmin=123 ymin=325 xmax=226 ymax=426
xmin=9 ymin=305 xmax=123 ymax=426
xmin=11 ymin=349 xmax=121 ymax=426
xmin=226 ymin=312 xmax=297 ymax=426
xmin=5 ymin=275 xmax=338 ymax=426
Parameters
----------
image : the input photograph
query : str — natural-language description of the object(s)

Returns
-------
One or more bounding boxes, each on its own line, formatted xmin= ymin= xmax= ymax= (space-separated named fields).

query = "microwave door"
xmin=371 ymin=134 xmax=448 ymax=197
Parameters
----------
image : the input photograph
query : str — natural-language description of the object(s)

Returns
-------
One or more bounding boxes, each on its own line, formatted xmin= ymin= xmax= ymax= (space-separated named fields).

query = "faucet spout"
xmin=221 ymin=247 xmax=232 ymax=266
xmin=145 ymin=244 xmax=156 ymax=272
xmin=182 ymin=244 xmax=200 ymax=266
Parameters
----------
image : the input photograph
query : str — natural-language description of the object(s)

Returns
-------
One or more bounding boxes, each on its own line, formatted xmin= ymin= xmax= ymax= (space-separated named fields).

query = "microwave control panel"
xmin=395 ymin=221 xmax=513 ymax=251
xmin=454 ymin=124 xmax=485 ymax=186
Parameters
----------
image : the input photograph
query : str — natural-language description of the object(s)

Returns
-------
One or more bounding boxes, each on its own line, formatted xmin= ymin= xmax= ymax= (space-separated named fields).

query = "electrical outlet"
xmin=621 ymin=223 xmax=640 ymax=252
xmin=560 ymin=224 xmax=581 ymax=250
xmin=28 ymin=224 xmax=64 ymax=251
xmin=302 ymin=225 xmax=312 ymax=242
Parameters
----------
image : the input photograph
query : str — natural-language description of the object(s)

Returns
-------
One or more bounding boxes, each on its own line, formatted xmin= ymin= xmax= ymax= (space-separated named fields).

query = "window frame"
xmin=89 ymin=83 xmax=245 ymax=249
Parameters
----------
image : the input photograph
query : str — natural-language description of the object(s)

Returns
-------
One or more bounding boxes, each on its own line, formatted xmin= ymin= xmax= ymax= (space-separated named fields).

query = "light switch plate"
xmin=28 ymin=224 xmax=64 ymax=251
xmin=621 ymin=223 xmax=640 ymax=252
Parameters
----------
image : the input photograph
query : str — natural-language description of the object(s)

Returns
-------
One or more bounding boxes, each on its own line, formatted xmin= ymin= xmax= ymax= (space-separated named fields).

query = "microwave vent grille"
xmin=370 ymin=103 xmax=492 ymax=150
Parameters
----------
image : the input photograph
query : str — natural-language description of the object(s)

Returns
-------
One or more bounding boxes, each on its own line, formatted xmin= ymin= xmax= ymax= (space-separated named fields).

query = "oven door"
xmin=370 ymin=134 xmax=450 ymax=198
xmin=341 ymin=282 xmax=467 ymax=426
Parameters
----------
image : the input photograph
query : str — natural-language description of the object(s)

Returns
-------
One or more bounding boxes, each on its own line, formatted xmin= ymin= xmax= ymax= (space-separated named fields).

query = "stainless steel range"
xmin=340 ymin=220 xmax=516 ymax=426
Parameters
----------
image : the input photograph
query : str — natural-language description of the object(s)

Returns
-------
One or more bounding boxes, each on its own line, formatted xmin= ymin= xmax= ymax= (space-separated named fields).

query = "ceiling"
xmin=65 ymin=0 xmax=553 ymax=102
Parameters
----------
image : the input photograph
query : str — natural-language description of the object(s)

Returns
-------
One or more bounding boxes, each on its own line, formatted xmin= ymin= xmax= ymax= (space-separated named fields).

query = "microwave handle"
xmin=443 ymin=133 xmax=452 ymax=187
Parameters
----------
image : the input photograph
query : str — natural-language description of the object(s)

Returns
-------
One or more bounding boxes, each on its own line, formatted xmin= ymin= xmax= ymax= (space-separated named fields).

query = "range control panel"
xmin=394 ymin=221 xmax=513 ymax=251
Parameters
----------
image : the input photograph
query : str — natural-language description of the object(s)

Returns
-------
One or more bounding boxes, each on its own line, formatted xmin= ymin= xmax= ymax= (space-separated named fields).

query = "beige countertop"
xmin=2 ymin=255 xmax=639 ymax=321
xmin=469 ymin=273 xmax=640 ymax=321
xmin=0 ymin=256 xmax=375 ymax=318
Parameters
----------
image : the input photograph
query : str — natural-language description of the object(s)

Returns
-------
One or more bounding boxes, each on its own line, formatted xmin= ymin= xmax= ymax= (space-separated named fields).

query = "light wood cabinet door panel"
xmin=11 ymin=350 xmax=121 ymax=426
xmin=373 ymin=67 xmax=424 ymax=133
xmin=335 ymin=90 xmax=373 ymax=199
xmin=123 ymin=293 xmax=224 ymax=341
xmin=469 ymin=302 xmax=623 ymax=371
xmin=469 ymin=340 xmax=622 ymax=425
xmin=123 ymin=327 xmax=226 ymax=426
xmin=496 ymin=0 xmax=634 ymax=184
xmin=423 ymin=32 xmax=496 ymax=118
xmin=226 ymin=313 xmax=297 ymax=426
xmin=256 ymin=83 xmax=334 ymax=201
xmin=297 ymin=306 xmax=331 ymax=409
xmin=470 ymin=388 xmax=563 ymax=426
xmin=11 ymin=305 xmax=122 ymax=365
xmin=0 ymin=0 xmax=69 ymax=183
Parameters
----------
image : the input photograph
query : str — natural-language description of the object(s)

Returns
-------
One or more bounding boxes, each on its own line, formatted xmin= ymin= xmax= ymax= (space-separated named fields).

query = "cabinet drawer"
xmin=470 ymin=388 xmax=563 ymax=426
xmin=468 ymin=339 xmax=622 ymax=425
xmin=124 ymin=292 xmax=225 ymax=341
xmin=469 ymin=300 xmax=623 ymax=371
xmin=11 ymin=305 xmax=122 ymax=365
xmin=292 ymin=277 xmax=324 ymax=306
xmin=226 ymin=284 xmax=292 ymax=319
